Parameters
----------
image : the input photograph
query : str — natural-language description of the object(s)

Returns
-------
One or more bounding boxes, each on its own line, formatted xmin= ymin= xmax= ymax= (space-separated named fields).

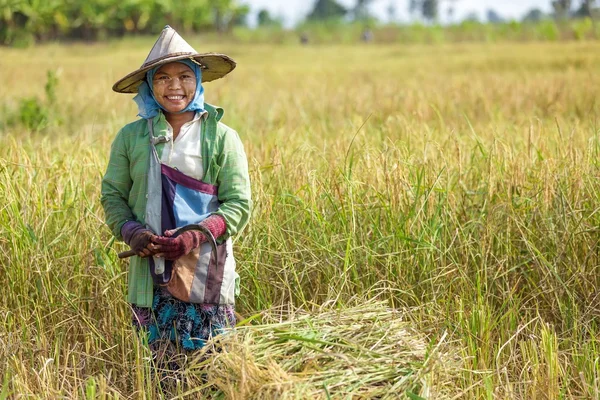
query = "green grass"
xmin=0 ymin=38 xmax=599 ymax=398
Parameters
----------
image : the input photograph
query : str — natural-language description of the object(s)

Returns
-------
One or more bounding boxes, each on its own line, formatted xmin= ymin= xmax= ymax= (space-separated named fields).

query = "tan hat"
xmin=112 ymin=25 xmax=236 ymax=93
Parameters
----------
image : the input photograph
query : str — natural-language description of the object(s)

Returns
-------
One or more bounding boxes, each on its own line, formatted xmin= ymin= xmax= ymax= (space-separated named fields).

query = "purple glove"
xmin=121 ymin=221 xmax=157 ymax=258
xmin=151 ymin=215 xmax=227 ymax=260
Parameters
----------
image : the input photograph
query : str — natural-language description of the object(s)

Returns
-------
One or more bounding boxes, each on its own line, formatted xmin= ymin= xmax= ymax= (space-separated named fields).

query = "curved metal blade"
xmin=171 ymin=223 xmax=219 ymax=268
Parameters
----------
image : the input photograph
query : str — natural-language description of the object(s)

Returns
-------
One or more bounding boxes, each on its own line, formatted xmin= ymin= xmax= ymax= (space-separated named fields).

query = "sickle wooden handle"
xmin=118 ymin=249 xmax=137 ymax=259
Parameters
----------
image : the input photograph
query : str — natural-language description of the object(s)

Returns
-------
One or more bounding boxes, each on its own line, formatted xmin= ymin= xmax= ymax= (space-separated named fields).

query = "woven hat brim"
xmin=112 ymin=53 xmax=236 ymax=93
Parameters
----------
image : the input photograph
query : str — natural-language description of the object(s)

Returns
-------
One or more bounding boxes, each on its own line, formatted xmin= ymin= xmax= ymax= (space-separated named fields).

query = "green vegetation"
xmin=0 ymin=0 xmax=249 ymax=45
xmin=2 ymin=70 xmax=60 ymax=130
xmin=0 ymin=38 xmax=599 ymax=398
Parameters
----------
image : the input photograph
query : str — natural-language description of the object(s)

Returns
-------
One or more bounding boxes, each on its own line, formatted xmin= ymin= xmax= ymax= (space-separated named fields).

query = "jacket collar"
xmin=204 ymin=103 xmax=224 ymax=122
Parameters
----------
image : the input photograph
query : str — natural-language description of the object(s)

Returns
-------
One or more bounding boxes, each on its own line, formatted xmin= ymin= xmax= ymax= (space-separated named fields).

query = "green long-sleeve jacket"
xmin=101 ymin=104 xmax=252 ymax=307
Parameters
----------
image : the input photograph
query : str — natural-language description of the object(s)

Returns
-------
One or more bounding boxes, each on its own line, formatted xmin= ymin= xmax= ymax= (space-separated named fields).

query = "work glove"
xmin=151 ymin=215 xmax=227 ymax=260
xmin=121 ymin=221 xmax=156 ymax=258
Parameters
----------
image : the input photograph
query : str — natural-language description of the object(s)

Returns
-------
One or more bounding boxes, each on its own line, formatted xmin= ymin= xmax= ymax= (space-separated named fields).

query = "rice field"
xmin=0 ymin=37 xmax=599 ymax=398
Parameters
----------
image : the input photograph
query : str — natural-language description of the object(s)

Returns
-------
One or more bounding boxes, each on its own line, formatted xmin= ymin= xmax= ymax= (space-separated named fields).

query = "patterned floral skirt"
xmin=132 ymin=287 xmax=236 ymax=352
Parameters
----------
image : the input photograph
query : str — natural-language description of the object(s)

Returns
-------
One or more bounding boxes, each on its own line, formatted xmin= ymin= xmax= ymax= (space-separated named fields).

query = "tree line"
xmin=1 ymin=0 xmax=599 ymax=46
xmin=0 ymin=0 xmax=249 ymax=45
xmin=289 ymin=0 xmax=598 ymax=24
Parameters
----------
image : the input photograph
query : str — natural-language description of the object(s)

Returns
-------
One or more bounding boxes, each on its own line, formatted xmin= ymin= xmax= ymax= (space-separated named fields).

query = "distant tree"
xmin=257 ymin=9 xmax=270 ymax=26
xmin=230 ymin=5 xmax=251 ymax=27
xmin=422 ymin=0 xmax=439 ymax=21
xmin=213 ymin=1 xmax=251 ymax=33
xmin=257 ymin=9 xmax=280 ymax=27
xmin=487 ymin=9 xmax=504 ymax=23
xmin=387 ymin=1 xmax=397 ymax=22
xmin=409 ymin=0 xmax=419 ymax=17
xmin=306 ymin=0 xmax=347 ymax=21
xmin=573 ymin=0 xmax=597 ymax=17
xmin=445 ymin=0 xmax=458 ymax=23
xmin=353 ymin=0 xmax=374 ymax=21
xmin=522 ymin=8 xmax=545 ymax=22
xmin=408 ymin=0 xmax=438 ymax=21
xmin=552 ymin=0 xmax=572 ymax=19
xmin=447 ymin=6 xmax=455 ymax=22
xmin=463 ymin=12 xmax=480 ymax=23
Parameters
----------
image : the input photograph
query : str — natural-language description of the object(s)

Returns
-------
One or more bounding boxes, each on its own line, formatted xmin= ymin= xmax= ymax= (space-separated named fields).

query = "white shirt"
xmin=160 ymin=112 xmax=207 ymax=181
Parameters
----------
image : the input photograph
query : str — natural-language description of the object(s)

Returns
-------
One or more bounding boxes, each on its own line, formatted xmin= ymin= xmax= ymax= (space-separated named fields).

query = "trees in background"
xmin=306 ymin=0 xmax=347 ymax=21
xmin=386 ymin=2 xmax=397 ymax=22
xmin=523 ymin=9 xmax=546 ymax=22
xmin=257 ymin=9 xmax=282 ymax=28
xmin=551 ymin=0 xmax=598 ymax=18
xmin=487 ymin=9 xmax=504 ymax=24
xmin=304 ymin=0 xmax=378 ymax=25
xmin=353 ymin=0 xmax=375 ymax=22
xmin=407 ymin=0 xmax=597 ymax=24
xmin=522 ymin=0 xmax=596 ymax=22
xmin=0 ymin=0 xmax=249 ymax=45
xmin=409 ymin=0 xmax=439 ymax=22
xmin=552 ymin=0 xmax=573 ymax=19
xmin=3 ymin=0 xmax=600 ymax=46
xmin=573 ymin=0 xmax=597 ymax=17
xmin=421 ymin=0 xmax=439 ymax=21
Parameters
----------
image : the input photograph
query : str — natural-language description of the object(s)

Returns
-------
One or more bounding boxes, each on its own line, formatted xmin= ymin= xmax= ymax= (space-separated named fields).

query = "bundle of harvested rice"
xmin=177 ymin=301 xmax=462 ymax=399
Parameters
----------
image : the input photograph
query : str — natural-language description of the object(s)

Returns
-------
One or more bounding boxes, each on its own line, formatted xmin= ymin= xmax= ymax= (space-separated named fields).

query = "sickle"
xmin=118 ymin=224 xmax=218 ymax=268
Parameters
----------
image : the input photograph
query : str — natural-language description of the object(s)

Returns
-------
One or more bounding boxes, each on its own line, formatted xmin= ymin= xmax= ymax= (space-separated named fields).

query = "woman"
xmin=101 ymin=26 xmax=251 ymax=358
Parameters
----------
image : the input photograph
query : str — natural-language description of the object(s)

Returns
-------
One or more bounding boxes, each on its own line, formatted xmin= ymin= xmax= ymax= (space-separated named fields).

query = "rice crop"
xmin=0 ymin=38 xmax=599 ymax=398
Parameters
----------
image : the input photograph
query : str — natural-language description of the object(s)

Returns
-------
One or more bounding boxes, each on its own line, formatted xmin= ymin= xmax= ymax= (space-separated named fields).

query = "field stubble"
xmin=0 ymin=39 xmax=599 ymax=398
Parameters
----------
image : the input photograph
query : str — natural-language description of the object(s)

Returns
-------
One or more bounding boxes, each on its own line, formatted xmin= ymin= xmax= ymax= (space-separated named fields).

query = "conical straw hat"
xmin=113 ymin=25 xmax=236 ymax=93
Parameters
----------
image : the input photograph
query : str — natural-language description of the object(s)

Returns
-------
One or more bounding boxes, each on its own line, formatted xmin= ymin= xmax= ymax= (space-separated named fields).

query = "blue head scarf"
xmin=133 ymin=59 xmax=205 ymax=119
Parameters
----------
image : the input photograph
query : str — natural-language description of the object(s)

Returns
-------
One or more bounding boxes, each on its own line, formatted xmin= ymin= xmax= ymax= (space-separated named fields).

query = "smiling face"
xmin=152 ymin=62 xmax=197 ymax=114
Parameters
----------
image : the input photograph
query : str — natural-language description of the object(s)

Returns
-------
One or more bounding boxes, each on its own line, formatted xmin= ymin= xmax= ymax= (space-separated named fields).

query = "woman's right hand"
xmin=130 ymin=230 xmax=158 ymax=257
xmin=121 ymin=222 xmax=158 ymax=258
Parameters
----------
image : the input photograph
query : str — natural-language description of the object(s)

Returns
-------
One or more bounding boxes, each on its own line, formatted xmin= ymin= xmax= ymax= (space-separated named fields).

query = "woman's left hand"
xmin=151 ymin=231 xmax=205 ymax=260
